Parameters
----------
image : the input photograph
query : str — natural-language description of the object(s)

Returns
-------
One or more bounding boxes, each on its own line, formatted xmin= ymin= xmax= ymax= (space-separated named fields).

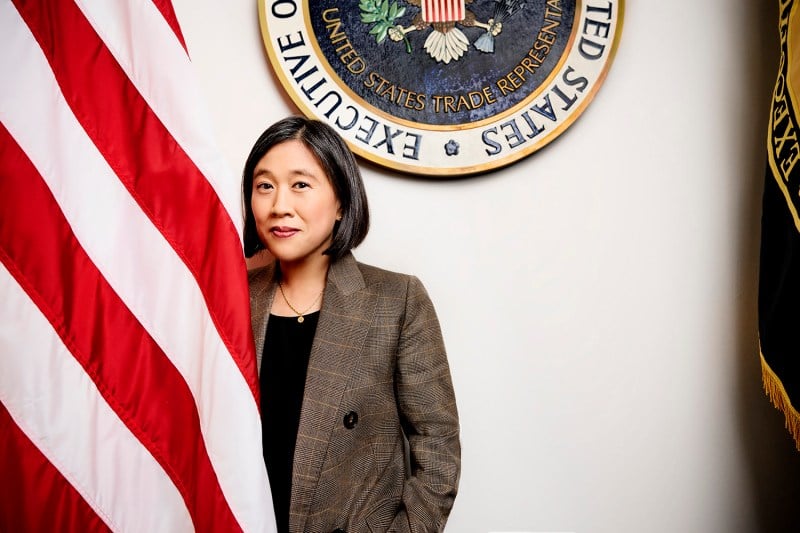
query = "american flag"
xmin=421 ymin=0 xmax=466 ymax=23
xmin=0 ymin=1 xmax=276 ymax=531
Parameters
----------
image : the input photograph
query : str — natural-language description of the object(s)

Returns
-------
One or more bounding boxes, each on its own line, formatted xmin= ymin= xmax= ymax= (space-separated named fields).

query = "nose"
xmin=270 ymin=185 xmax=292 ymax=217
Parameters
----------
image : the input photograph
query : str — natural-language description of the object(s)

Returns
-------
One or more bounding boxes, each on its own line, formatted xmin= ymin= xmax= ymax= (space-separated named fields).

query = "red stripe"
xmin=0 ymin=401 xmax=111 ymax=533
xmin=149 ymin=0 xmax=187 ymax=52
xmin=0 ymin=124 xmax=241 ymax=532
xmin=12 ymin=0 xmax=259 ymax=401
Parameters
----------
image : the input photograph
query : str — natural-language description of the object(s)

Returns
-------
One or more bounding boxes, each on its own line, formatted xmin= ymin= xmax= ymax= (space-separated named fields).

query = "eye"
xmin=293 ymin=181 xmax=310 ymax=189
xmin=255 ymin=181 xmax=273 ymax=191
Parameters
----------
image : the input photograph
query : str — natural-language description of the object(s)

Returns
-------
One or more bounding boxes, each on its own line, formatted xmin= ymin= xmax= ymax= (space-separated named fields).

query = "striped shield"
xmin=421 ymin=0 xmax=466 ymax=23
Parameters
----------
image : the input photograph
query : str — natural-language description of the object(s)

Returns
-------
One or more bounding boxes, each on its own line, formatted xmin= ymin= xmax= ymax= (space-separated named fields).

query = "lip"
xmin=270 ymin=226 xmax=300 ymax=238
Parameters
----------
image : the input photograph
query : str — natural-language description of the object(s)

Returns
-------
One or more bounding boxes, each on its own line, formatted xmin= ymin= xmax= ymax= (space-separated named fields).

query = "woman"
xmin=242 ymin=117 xmax=460 ymax=533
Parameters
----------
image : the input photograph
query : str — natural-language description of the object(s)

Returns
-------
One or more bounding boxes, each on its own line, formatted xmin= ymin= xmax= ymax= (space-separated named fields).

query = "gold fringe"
xmin=761 ymin=351 xmax=800 ymax=451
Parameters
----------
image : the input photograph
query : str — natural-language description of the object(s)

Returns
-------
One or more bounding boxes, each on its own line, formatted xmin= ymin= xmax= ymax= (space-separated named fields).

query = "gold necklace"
xmin=278 ymin=282 xmax=323 ymax=323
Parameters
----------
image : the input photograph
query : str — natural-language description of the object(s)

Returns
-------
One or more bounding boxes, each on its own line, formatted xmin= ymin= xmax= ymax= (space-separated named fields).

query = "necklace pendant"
xmin=297 ymin=315 xmax=304 ymax=324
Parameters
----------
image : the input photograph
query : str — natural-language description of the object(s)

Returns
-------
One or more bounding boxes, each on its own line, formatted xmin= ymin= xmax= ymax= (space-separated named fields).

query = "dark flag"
xmin=760 ymin=0 xmax=800 ymax=450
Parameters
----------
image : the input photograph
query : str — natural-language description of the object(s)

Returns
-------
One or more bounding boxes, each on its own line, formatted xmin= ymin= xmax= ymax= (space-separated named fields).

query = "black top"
xmin=260 ymin=311 xmax=320 ymax=533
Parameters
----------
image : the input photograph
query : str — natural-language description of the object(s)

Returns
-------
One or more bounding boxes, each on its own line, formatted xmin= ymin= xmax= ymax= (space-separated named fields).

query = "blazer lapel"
xmin=289 ymin=253 xmax=378 ymax=532
xmin=249 ymin=263 xmax=277 ymax=373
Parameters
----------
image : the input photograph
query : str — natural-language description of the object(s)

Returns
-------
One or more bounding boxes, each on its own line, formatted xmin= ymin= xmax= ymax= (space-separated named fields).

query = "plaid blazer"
xmin=249 ymin=253 xmax=460 ymax=533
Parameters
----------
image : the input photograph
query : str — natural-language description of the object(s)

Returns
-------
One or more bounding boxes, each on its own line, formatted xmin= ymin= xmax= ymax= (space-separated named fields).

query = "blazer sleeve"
xmin=389 ymin=275 xmax=460 ymax=533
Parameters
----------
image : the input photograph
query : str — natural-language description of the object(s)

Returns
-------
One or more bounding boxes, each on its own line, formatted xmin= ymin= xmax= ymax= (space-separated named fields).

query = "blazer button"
xmin=343 ymin=411 xmax=358 ymax=429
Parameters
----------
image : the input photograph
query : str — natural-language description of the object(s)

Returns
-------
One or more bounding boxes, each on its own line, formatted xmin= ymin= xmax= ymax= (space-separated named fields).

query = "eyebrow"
xmin=253 ymin=168 xmax=319 ymax=180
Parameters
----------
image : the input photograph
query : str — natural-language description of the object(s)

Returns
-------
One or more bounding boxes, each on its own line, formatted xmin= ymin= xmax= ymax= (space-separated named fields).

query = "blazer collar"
xmin=325 ymin=250 xmax=366 ymax=295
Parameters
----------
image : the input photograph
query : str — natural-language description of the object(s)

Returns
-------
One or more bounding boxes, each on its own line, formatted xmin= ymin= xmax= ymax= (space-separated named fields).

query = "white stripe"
xmin=0 ymin=6 xmax=274 ymax=532
xmin=74 ymin=0 xmax=243 ymax=238
xmin=0 ymin=263 xmax=193 ymax=533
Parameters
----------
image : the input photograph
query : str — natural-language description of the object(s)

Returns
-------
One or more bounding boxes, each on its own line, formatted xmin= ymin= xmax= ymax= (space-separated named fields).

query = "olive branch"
xmin=359 ymin=0 xmax=412 ymax=53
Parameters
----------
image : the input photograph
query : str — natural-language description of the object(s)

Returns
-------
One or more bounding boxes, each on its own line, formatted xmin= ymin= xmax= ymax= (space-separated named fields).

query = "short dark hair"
xmin=242 ymin=116 xmax=370 ymax=260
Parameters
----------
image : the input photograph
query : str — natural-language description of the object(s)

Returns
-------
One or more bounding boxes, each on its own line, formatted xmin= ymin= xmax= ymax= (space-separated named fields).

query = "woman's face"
xmin=251 ymin=140 xmax=341 ymax=267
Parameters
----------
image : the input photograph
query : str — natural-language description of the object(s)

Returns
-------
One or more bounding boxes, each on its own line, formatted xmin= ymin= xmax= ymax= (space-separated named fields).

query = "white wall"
xmin=174 ymin=1 xmax=800 ymax=531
